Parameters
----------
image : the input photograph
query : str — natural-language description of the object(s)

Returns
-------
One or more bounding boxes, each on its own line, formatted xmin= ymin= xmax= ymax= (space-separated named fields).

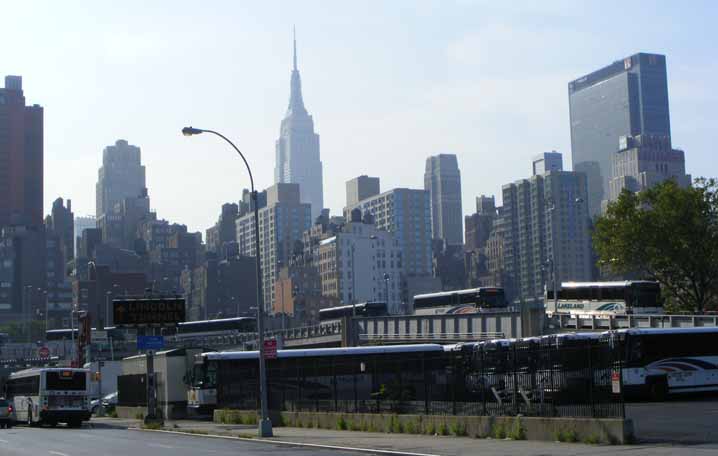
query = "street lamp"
xmin=182 ymin=126 xmax=273 ymax=437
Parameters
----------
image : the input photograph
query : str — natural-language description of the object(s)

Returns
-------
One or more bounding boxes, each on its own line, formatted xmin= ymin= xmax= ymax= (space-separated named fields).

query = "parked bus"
xmin=175 ymin=317 xmax=256 ymax=338
xmin=187 ymin=344 xmax=466 ymax=412
xmin=546 ymin=281 xmax=662 ymax=316
xmin=5 ymin=368 xmax=91 ymax=427
xmin=318 ymin=302 xmax=388 ymax=321
xmin=413 ymin=287 xmax=507 ymax=315
xmin=619 ymin=327 xmax=718 ymax=399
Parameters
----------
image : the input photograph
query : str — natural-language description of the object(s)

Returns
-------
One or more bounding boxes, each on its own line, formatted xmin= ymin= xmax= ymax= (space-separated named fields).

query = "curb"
xmin=129 ymin=427 xmax=443 ymax=456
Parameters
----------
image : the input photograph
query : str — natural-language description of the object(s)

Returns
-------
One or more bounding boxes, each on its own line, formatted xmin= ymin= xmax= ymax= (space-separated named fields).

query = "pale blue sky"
xmin=2 ymin=1 xmax=716 ymax=232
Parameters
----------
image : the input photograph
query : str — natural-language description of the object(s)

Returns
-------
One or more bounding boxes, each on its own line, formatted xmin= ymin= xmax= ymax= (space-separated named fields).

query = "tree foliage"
xmin=593 ymin=178 xmax=718 ymax=312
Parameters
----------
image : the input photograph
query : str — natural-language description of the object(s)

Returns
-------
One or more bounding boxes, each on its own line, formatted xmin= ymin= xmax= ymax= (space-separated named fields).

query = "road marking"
xmin=49 ymin=452 xmax=70 ymax=456
xmin=0 ymin=438 xmax=8 ymax=444
xmin=147 ymin=443 xmax=174 ymax=449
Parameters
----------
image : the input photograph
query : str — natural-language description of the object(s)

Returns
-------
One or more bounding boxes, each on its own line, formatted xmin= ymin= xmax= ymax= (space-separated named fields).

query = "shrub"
xmin=337 ymin=416 xmax=348 ymax=430
xmin=438 ymin=422 xmax=449 ymax=436
xmin=350 ymin=420 xmax=361 ymax=431
xmin=425 ymin=421 xmax=436 ymax=435
xmin=134 ymin=411 xmax=144 ymax=420
xmin=405 ymin=420 xmax=416 ymax=435
xmin=508 ymin=418 xmax=525 ymax=440
xmin=555 ymin=429 xmax=578 ymax=443
xmin=142 ymin=422 xmax=162 ymax=430
xmin=390 ymin=415 xmax=403 ymax=433
xmin=450 ymin=421 xmax=467 ymax=437
xmin=492 ymin=422 xmax=507 ymax=440
xmin=109 ymin=410 xmax=118 ymax=418
xmin=583 ymin=434 xmax=601 ymax=445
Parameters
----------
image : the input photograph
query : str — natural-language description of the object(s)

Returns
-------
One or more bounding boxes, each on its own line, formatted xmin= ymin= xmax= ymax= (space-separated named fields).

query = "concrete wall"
xmin=214 ymin=409 xmax=634 ymax=444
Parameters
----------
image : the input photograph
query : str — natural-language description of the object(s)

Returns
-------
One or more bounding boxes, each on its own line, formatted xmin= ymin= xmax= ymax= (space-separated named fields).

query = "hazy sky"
xmin=2 ymin=1 xmax=716 ymax=233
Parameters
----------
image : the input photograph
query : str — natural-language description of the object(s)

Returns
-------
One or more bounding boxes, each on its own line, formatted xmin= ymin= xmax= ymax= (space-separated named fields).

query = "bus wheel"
xmin=67 ymin=420 xmax=81 ymax=428
xmin=648 ymin=378 xmax=668 ymax=401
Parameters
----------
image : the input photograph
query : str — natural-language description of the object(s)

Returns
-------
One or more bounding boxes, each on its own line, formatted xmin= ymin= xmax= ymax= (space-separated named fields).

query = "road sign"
xmin=263 ymin=339 xmax=277 ymax=359
xmin=38 ymin=346 xmax=50 ymax=358
xmin=113 ymin=298 xmax=185 ymax=327
xmin=137 ymin=335 xmax=165 ymax=351
xmin=611 ymin=370 xmax=621 ymax=394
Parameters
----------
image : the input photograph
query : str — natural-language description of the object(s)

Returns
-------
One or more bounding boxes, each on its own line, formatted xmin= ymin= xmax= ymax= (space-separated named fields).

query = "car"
xmin=0 ymin=398 xmax=15 ymax=429
xmin=91 ymin=392 xmax=118 ymax=414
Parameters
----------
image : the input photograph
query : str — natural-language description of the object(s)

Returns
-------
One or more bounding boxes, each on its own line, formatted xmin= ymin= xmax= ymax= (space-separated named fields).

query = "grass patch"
xmin=508 ymin=417 xmax=525 ymax=440
xmin=555 ymin=429 xmax=579 ymax=443
xmin=425 ymin=421 xmax=436 ymax=435
xmin=450 ymin=421 xmax=467 ymax=437
xmin=134 ymin=411 xmax=144 ymax=420
xmin=389 ymin=415 xmax=403 ymax=433
xmin=582 ymin=433 xmax=601 ymax=445
xmin=492 ymin=421 xmax=507 ymax=439
xmin=141 ymin=422 xmax=162 ymax=430
xmin=438 ymin=422 xmax=449 ymax=436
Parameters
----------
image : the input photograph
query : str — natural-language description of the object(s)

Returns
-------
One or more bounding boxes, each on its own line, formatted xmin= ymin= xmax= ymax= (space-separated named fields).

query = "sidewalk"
xmin=92 ymin=417 xmax=718 ymax=456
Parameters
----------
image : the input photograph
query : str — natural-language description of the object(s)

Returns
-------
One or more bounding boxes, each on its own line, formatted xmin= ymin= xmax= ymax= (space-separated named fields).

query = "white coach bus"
xmin=546 ymin=281 xmax=662 ymax=316
xmin=5 ymin=368 xmax=91 ymax=427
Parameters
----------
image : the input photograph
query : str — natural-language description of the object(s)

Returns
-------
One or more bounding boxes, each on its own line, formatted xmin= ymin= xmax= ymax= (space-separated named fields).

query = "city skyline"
xmin=1 ymin=2 xmax=716 ymax=233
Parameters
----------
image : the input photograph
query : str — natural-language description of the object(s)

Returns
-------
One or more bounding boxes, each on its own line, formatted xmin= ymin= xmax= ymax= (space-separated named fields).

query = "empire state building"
xmin=274 ymin=33 xmax=324 ymax=221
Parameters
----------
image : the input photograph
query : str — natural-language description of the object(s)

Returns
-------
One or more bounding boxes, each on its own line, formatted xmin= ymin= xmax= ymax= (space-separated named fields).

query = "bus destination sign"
xmin=113 ymin=298 xmax=186 ymax=327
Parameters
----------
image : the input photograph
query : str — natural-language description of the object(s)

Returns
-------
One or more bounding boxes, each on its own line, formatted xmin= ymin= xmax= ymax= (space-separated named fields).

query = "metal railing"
xmin=359 ymin=331 xmax=504 ymax=343
xmin=553 ymin=313 xmax=718 ymax=330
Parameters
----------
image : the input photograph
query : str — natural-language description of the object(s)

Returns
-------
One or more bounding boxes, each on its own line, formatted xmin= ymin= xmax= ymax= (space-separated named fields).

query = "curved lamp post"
xmin=182 ymin=126 xmax=273 ymax=437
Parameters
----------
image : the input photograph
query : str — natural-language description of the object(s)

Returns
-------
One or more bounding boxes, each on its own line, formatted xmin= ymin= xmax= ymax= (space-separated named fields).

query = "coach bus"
xmin=174 ymin=317 xmax=256 ymax=338
xmin=5 ymin=367 xmax=91 ymax=427
xmin=546 ymin=281 xmax=662 ymax=316
xmin=619 ymin=327 xmax=718 ymax=399
xmin=318 ymin=302 xmax=388 ymax=321
xmin=413 ymin=287 xmax=507 ymax=315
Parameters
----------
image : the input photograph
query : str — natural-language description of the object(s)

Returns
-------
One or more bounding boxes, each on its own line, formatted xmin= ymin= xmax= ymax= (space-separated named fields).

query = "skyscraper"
xmin=502 ymin=155 xmax=592 ymax=305
xmin=424 ymin=154 xmax=463 ymax=245
xmin=532 ymin=151 xmax=563 ymax=176
xmin=96 ymin=139 xmax=146 ymax=218
xmin=236 ymin=183 xmax=312 ymax=310
xmin=569 ymin=53 xmax=671 ymax=216
xmin=274 ymin=32 xmax=324 ymax=221
xmin=0 ymin=75 xmax=44 ymax=228
xmin=606 ymin=134 xmax=691 ymax=207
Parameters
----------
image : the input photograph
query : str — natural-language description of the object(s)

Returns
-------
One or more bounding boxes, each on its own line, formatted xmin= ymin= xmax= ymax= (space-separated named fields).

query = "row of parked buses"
xmin=186 ymin=326 xmax=718 ymax=412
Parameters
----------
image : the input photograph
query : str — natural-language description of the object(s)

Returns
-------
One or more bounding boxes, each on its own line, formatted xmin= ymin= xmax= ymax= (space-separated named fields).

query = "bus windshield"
xmin=45 ymin=371 xmax=86 ymax=391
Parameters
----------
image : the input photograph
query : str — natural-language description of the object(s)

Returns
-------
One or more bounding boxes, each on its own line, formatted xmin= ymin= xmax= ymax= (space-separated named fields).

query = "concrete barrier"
xmin=116 ymin=406 xmax=147 ymax=420
xmin=213 ymin=409 xmax=634 ymax=444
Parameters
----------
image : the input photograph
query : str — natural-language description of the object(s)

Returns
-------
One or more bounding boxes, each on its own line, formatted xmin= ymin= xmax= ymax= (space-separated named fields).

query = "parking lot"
xmin=628 ymin=396 xmax=718 ymax=444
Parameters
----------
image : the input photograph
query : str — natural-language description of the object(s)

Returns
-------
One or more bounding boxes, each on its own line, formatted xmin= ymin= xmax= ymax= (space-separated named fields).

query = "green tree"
xmin=593 ymin=178 xmax=718 ymax=312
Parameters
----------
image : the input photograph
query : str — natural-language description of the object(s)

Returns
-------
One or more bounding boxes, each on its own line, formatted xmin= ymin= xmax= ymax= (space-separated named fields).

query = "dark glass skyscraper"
xmin=568 ymin=53 xmax=671 ymax=216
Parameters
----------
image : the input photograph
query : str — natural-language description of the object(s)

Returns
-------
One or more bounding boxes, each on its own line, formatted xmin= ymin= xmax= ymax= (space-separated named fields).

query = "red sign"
xmin=38 ymin=346 xmax=50 ymax=358
xmin=263 ymin=339 xmax=277 ymax=360
xmin=611 ymin=370 xmax=621 ymax=394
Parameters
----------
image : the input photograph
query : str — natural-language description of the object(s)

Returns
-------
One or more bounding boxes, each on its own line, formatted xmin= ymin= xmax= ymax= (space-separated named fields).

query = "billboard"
xmin=113 ymin=298 xmax=185 ymax=327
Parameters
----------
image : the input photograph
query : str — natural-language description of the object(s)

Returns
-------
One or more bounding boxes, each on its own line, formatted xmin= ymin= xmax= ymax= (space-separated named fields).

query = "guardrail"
xmin=358 ymin=331 xmax=504 ymax=343
xmin=552 ymin=313 xmax=718 ymax=330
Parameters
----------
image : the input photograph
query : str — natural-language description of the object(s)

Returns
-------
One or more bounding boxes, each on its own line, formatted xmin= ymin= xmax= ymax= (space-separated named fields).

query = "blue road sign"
xmin=137 ymin=335 xmax=165 ymax=351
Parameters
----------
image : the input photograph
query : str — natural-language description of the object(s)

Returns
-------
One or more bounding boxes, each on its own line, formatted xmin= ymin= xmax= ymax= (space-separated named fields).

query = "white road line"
xmin=147 ymin=443 xmax=174 ymax=449
xmin=0 ymin=438 xmax=9 ymax=444
xmin=49 ymin=452 xmax=70 ymax=456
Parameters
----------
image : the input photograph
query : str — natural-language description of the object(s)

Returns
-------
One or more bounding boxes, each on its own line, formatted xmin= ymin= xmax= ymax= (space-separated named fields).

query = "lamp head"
xmin=182 ymin=126 xmax=203 ymax=136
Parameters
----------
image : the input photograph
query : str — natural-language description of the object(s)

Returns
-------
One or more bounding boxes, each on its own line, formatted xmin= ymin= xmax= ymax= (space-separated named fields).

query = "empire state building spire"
xmin=287 ymin=27 xmax=307 ymax=116
xmin=274 ymin=28 xmax=324 ymax=221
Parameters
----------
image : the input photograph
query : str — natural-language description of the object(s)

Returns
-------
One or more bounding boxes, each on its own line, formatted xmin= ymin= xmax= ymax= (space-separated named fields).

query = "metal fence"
xmin=218 ymin=336 xmax=623 ymax=419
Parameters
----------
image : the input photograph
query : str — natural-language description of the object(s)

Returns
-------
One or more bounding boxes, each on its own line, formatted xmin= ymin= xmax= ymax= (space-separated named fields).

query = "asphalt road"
xmin=0 ymin=424 xmax=368 ymax=456
xmin=627 ymin=396 xmax=718 ymax=445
